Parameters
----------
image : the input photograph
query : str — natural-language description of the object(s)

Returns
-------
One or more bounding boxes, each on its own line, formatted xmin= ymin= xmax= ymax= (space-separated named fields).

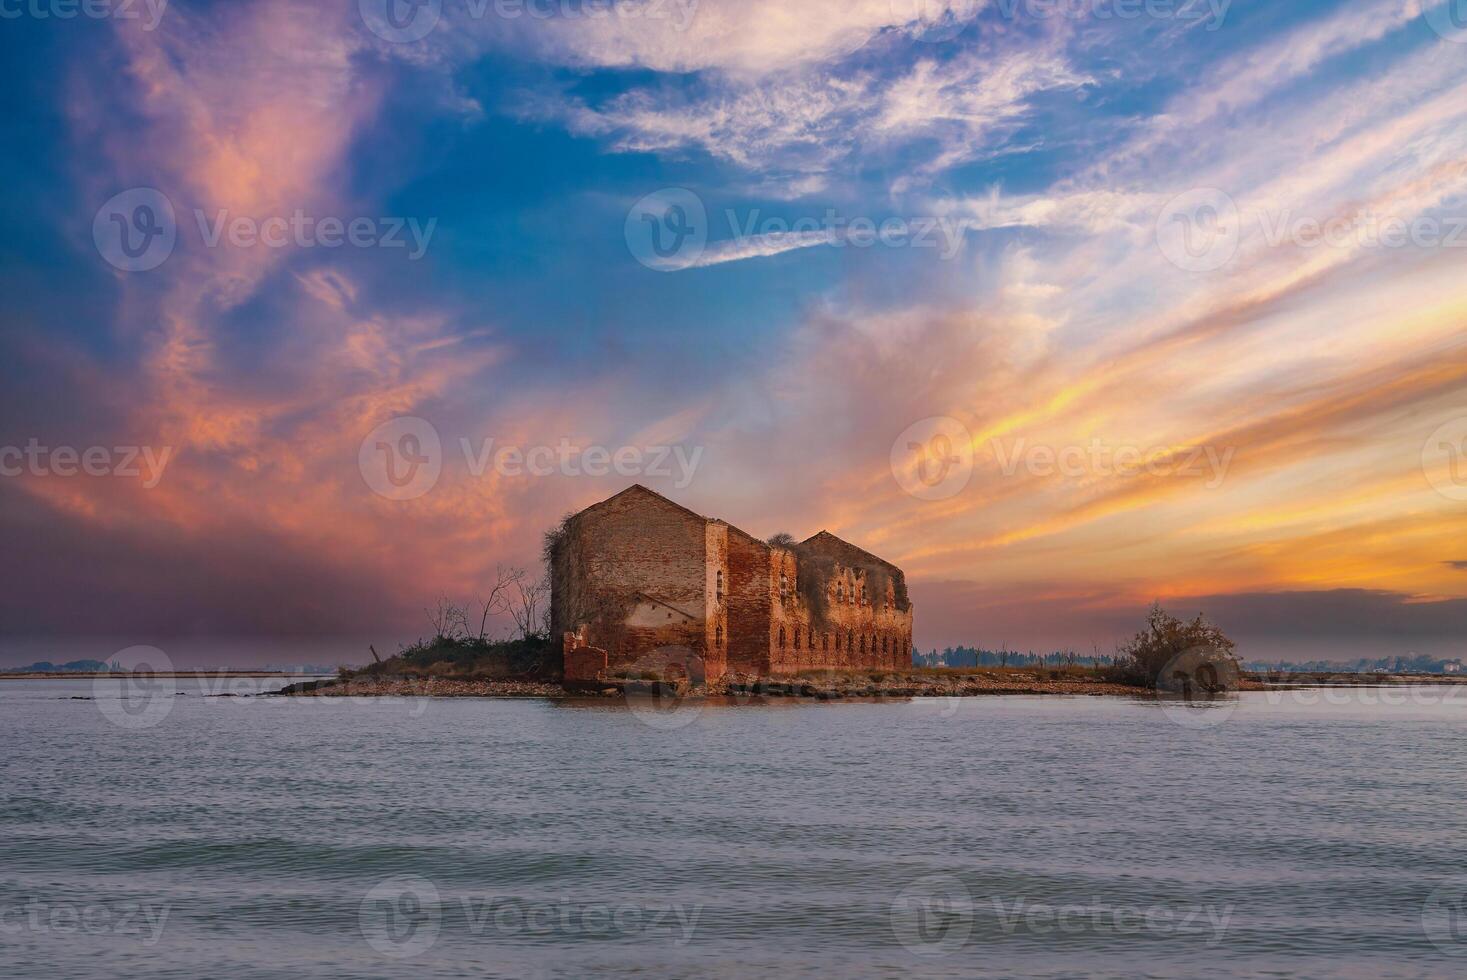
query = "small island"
xmin=285 ymin=488 xmax=1247 ymax=704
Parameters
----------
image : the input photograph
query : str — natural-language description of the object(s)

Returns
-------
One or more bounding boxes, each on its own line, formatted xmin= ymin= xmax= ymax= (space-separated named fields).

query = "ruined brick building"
xmin=548 ymin=485 xmax=913 ymax=684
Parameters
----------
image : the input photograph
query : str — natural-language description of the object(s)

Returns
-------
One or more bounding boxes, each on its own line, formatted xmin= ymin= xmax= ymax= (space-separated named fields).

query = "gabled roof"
xmin=581 ymin=484 xmax=708 ymax=524
xmin=588 ymin=485 xmax=768 ymax=547
xmin=572 ymin=487 xmax=901 ymax=572
xmin=710 ymin=518 xmax=768 ymax=548
xmin=799 ymin=530 xmax=902 ymax=573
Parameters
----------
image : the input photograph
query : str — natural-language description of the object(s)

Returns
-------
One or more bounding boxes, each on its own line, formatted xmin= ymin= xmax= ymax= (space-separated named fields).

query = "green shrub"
xmin=1108 ymin=603 xmax=1238 ymax=689
xmin=341 ymin=634 xmax=556 ymax=683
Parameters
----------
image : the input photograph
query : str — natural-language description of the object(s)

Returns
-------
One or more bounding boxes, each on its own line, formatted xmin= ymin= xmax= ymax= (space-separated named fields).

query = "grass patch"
xmin=349 ymin=635 xmax=556 ymax=681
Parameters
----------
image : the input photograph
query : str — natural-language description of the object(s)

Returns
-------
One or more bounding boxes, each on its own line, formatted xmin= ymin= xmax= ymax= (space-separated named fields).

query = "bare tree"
xmin=474 ymin=566 xmax=517 ymax=642
xmin=466 ymin=566 xmax=552 ymax=643
xmin=426 ymin=597 xmax=469 ymax=641
xmin=504 ymin=568 xmax=550 ymax=641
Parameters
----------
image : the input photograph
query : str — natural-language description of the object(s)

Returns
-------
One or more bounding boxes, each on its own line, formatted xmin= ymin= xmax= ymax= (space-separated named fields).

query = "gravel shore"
xmin=285 ymin=677 xmax=582 ymax=698
xmin=282 ymin=672 xmax=1145 ymax=700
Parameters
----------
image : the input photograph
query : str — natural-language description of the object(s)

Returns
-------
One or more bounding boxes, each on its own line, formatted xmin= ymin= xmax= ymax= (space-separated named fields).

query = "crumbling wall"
xmin=549 ymin=487 xmax=913 ymax=684
xmin=772 ymin=551 xmax=914 ymax=674
xmin=547 ymin=486 xmax=711 ymax=678
xmin=724 ymin=526 xmax=771 ymax=676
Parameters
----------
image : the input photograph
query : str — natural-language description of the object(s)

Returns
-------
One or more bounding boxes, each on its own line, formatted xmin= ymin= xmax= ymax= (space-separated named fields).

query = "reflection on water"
xmin=3 ymin=681 xmax=1467 ymax=978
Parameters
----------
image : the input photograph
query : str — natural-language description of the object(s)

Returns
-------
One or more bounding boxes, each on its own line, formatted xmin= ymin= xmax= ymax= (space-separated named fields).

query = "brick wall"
xmin=770 ymin=550 xmax=913 ymax=674
xmin=550 ymin=486 xmax=711 ymax=677
xmin=551 ymin=486 xmax=913 ymax=683
xmin=724 ymin=525 xmax=772 ymax=676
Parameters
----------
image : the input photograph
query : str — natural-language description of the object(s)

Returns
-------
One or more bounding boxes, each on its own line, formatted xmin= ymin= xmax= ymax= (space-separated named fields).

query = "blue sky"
xmin=2 ymin=0 xmax=1466 ymax=664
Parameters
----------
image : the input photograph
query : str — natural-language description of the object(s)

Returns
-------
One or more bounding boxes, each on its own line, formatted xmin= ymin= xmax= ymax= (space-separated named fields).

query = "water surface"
xmin=3 ymin=679 xmax=1466 ymax=978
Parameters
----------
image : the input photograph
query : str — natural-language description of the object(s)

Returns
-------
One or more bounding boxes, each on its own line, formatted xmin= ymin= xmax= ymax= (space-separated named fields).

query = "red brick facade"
xmin=549 ymin=486 xmax=913 ymax=684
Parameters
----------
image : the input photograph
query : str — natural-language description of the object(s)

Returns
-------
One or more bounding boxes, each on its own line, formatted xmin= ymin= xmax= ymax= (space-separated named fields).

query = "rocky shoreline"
xmin=269 ymin=668 xmax=1467 ymax=702
xmin=276 ymin=671 xmax=1148 ymax=700
xmin=277 ymin=677 xmax=576 ymax=698
xmin=713 ymin=673 xmax=1142 ymax=698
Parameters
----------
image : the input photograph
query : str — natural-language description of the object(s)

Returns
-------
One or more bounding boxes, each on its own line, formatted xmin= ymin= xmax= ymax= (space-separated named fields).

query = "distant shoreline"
xmin=0 ymin=672 xmax=335 ymax=681
xmin=13 ymin=670 xmax=1465 ymax=696
xmin=1243 ymin=672 xmax=1467 ymax=687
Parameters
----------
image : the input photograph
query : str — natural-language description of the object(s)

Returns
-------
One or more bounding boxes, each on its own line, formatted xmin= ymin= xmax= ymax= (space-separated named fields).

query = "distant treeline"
xmin=1 ymin=661 xmax=340 ymax=674
xmin=1244 ymin=654 xmax=1465 ymax=675
xmin=1 ymin=660 xmax=110 ymax=673
xmin=916 ymin=648 xmax=1464 ymax=675
xmin=913 ymin=647 xmax=1117 ymax=669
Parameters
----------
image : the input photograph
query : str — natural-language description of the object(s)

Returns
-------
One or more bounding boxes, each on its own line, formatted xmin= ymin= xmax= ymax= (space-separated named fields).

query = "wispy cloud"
xmin=527 ymin=45 xmax=1086 ymax=196
xmin=6 ymin=0 xmax=1467 ymax=658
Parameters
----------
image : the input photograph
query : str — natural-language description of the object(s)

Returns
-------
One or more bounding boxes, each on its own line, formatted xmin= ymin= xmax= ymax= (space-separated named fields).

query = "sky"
xmin=1 ymin=0 xmax=1466 ymax=666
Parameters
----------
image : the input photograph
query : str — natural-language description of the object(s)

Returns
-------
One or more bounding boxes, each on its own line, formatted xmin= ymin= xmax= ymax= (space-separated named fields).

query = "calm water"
xmin=4 ymin=678 xmax=1467 ymax=978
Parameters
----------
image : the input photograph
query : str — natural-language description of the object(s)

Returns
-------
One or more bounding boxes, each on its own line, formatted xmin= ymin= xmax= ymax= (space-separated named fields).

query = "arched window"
xmin=780 ymin=571 xmax=789 ymax=597
xmin=881 ymin=636 xmax=888 ymax=654
xmin=859 ymin=634 xmax=866 ymax=654
xmin=847 ymin=630 xmax=854 ymax=652
xmin=715 ymin=625 xmax=723 ymax=647
xmin=834 ymin=632 xmax=841 ymax=651
xmin=823 ymin=633 xmax=830 ymax=651
xmin=716 ymin=570 xmax=724 ymax=600
xmin=808 ymin=628 xmax=815 ymax=649
xmin=779 ymin=626 xmax=786 ymax=648
xmin=793 ymin=628 xmax=801 ymax=650
xmin=837 ymin=583 xmax=844 ymax=602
